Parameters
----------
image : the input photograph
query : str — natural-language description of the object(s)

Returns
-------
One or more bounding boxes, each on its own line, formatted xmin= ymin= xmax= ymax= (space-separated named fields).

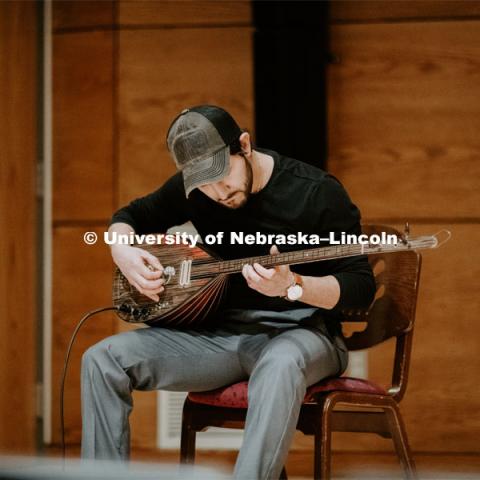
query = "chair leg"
xmin=385 ymin=403 xmax=417 ymax=479
xmin=279 ymin=466 xmax=288 ymax=479
xmin=314 ymin=402 xmax=333 ymax=479
xmin=180 ymin=403 xmax=196 ymax=465
xmin=180 ymin=425 xmax=196 ymax=464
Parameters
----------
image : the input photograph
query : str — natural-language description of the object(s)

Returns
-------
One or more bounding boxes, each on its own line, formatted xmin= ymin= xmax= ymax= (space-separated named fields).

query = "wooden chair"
xmin=180 ymin=225 xmax=421 ymax=479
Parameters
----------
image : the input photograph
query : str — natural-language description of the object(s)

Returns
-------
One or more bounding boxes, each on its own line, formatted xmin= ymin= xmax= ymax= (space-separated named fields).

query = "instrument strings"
xmin=189 ymin=237 xmax=436 ymax=279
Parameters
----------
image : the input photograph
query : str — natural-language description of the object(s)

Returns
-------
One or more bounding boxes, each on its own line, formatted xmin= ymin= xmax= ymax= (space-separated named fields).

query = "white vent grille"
xmin=345 ymin=350 xmax=369 ymax=379
xmin=157 ymin=391 xmax=244 ymax=449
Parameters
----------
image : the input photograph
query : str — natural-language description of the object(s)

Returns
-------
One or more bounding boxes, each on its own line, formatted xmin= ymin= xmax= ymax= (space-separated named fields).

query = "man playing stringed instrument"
xmin=81 ymin=105 xmax=376 ymax=479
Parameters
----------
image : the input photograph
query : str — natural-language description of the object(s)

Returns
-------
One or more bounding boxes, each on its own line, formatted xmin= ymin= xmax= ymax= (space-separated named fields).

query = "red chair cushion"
xmin=187 ymin=377 xmax=387 ymax=409
xmin=303 ymin=377 xmax=387 ymax=402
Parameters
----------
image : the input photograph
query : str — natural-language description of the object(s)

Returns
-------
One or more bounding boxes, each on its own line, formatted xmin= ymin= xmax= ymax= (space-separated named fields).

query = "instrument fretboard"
xmin=201 ymin=235 xmax=439 ymax=275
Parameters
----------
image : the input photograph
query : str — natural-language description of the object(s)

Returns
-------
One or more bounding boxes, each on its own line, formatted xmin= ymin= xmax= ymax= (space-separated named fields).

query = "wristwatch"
xmin=284 ymin=273 xmax=303 ymax=302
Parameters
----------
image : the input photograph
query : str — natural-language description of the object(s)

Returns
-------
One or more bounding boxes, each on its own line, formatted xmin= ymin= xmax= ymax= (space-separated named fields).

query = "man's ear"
xmin=239 ymin=131 xmax=252 ymax=156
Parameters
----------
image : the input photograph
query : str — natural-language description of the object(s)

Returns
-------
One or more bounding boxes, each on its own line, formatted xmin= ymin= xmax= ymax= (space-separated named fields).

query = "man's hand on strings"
xmin=242 ymin=245 xmax=294 ymax=297
xmin=112 ymin=245 xmax=165 ymax=302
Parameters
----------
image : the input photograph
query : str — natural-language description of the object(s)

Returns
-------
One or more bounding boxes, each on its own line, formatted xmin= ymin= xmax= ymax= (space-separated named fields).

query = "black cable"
xmin=60 ymin=306 xmax=119 ymax=461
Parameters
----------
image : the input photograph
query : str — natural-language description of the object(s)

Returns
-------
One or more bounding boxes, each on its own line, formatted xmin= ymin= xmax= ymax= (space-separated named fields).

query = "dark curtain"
xmin=253 ymin=0 xmax=330 ymax=168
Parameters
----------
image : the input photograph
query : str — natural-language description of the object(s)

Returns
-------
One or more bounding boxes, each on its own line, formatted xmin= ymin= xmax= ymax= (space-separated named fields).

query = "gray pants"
xmin=81 ymin=309 xmax=348 ymax=480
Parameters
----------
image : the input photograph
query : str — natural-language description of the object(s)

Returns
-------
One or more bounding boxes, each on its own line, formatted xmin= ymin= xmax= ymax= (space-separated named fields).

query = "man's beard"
xmin=220 ymin=155 xmax=253 ymax=210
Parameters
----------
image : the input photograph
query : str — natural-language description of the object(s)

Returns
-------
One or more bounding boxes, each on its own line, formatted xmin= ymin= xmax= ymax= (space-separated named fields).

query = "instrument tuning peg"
xmin=401 ymin=222 xmax=410 ymax=245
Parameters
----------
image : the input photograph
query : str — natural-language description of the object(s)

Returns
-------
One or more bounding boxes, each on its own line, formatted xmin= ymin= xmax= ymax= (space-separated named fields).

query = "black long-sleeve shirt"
xmin=111 ymin=148 xmax=376 ymax=319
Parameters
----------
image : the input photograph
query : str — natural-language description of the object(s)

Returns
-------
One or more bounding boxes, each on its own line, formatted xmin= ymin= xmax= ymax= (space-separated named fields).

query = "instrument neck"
xmin=216 ymin=241 xmax=409 ymax=274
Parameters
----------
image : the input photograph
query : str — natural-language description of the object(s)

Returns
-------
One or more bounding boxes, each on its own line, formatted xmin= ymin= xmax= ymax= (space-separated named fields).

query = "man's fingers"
xmin=130 ymin=280 xmax=161 ymax=302
xmin=253 ymin=262 xmax=274 ymax=279
xmin=268 ymin=244 xmax=290 ymax=274
xmin=135 ymin=253 xmax=163 ymax=279
xmin=145 ymin=292 xmax=160 ymax=302
xmin=132 ymin=273 xmax=165 ymax=292
xmin=141 ymin=267 xmax=163 ymax=280
xmin=144 ymin=292 xmax=160 ymax=302
xmin=140 ymin=250 xmax=163 ymax=272
xmin=242 ymin=264 xmax=262 ymax=283
xmin=270 ymin=244 xmax=280 ymax=255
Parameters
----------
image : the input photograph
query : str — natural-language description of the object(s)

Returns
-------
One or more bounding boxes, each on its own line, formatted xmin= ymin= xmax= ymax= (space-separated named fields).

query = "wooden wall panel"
xmin=328 ymin=21 xmax=480 ymax=220
xmin=118 ymin=27 xmax=254 ymax=205
xmin=331 ymin=1 xmax=480 ymax=23
xmin=51 ymin=227 xmax=116 ymax=444
xmin=53 ymin=1 xmax=114 ymax=31
xmin=118 ymin=0 xmax=251 ymax=26
xmin=53 ymin=30 xmax=114 ymax=222
xmin=402 ymin=223 xmax=480 ymax=452
xmin=0 ymin=0 xmax=37 ymax=453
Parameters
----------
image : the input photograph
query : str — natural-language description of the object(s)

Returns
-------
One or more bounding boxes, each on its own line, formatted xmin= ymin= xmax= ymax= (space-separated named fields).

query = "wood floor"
xmin=49 ymin=446 xmax=480 ymax=479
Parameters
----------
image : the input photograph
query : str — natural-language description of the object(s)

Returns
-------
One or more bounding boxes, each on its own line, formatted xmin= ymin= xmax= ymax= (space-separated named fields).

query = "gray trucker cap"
xmin=166 ymin=105 xmax=243 ymax=197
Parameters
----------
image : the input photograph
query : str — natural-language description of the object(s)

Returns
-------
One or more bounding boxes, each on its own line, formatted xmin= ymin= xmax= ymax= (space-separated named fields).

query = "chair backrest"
xmin=341 ymin=224 xmax=422 ymax=401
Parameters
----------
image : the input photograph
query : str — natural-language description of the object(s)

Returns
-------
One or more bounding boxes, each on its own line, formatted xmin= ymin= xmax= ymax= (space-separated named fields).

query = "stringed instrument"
xmin=112 ymin=224 xmax=450 ymax=328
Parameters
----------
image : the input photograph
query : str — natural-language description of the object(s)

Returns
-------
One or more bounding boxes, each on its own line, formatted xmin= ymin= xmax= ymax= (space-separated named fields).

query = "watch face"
xmin=287 ymin=284 xmax=303 ymax=301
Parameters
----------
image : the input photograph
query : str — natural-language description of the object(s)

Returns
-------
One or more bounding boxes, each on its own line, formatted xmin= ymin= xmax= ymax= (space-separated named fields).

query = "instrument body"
xmin=113 ymin=243 xmax=228 ymax=327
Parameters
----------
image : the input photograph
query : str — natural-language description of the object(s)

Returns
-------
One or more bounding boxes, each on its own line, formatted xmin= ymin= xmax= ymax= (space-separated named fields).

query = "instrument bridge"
xmin=179 ymin=259 xmax=192 ymax=287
